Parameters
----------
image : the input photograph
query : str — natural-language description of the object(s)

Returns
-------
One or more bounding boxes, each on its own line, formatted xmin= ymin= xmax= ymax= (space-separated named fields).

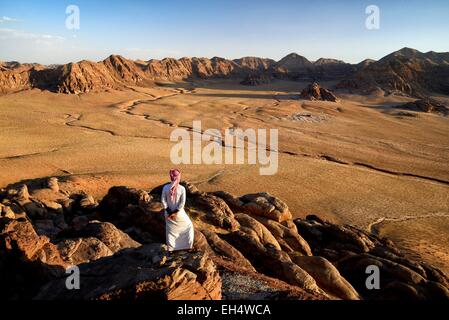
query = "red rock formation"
xmin=300 ymin=82 xmax=339 ymax=102
xmin=1 ymin=178 xmax=448 ymax=300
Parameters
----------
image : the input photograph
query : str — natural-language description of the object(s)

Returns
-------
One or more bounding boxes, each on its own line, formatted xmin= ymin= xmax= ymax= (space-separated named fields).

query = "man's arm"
xmin=161 ymin=187 xmax=170 ymax=214
xmin=168 ymin=187 xmax=185 ymax=220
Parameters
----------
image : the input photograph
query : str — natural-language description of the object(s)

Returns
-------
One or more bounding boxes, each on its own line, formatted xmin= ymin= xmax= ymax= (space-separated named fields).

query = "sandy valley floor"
xmin=1 ymin=80 xmax=448 ymax=274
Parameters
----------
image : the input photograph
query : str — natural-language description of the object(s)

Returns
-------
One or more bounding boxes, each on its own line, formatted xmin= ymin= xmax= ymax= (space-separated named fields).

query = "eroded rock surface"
xmin=0 ymin=178 xmax=448 ymax=300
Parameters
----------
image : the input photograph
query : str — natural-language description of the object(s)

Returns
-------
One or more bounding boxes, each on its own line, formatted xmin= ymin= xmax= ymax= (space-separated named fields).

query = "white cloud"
xmin=0 ymin=28 xmax=65 ymax=44
xmin=0 ymin=16 xmax=21 ymax=23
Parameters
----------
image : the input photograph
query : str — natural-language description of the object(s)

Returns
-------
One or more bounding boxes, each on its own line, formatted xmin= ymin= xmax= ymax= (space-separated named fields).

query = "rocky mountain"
xmin=313 ymin=58 xmax=346 ymax=66
xmin=275 ymin=53 xmax=314 ymax=72
xmin=233 ymin=56 xmax=276 ymax=72
xmin=0 ymin=52 xmax=353 ymax=94
xmin=1 ymin=177 xmax=448 ymax=300
xmin=356 ymin=59 xmax=376 ymax=69
xmin=337 ymin=47 xmax=449 ymax=97
xmin=1 ymin=48 xmax=448 ymax=97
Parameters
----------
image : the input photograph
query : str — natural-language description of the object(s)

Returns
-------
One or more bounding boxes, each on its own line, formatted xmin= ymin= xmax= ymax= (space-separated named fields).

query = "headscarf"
xmin=169 ymin=169 xmax=181 ymax=202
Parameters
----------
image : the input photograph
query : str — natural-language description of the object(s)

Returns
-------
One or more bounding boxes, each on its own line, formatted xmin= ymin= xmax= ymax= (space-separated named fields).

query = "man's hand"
xmin=166 ymin=210 xmax=178 ymax=221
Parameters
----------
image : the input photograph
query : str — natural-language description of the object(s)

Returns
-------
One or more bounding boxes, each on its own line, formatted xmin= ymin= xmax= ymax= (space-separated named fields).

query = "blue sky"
xmin=1 ymin=0 xmax=448 ymax=64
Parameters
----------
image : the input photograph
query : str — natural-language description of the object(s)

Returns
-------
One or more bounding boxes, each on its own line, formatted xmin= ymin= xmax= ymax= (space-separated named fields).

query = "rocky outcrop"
xmin=222 ymin=230 xmax=324 ymax=295
xmin=289 ymin=255 xmax=360 ymax=300
xmin=36 ymin=244 xmax=221 ymax=300
xmin=294 ymin=215 xmax=449 ymax=300
xmin=56 ymin=237 xmax=113 ymax=265
xmin=200 ymin=229 xmax=256 ymax=272
xmin=300 ymin=82 xmax=339 ymax=102
xmin=214 ymin=191 xmax=292 ymax=223
xmin=0 ymin=218 xmax=69 ymax=299
xmin=250 ymin=215 xmax=312 ymax=256
xmin=1 ymin=178 xmax=448 ymax=300
xmin=394 ymin=98 xmax=449 ymax=115
xmin=57 ymin=60 xmax=118 ymax=94
xmin=234 ymin=213 xmax=282 ymax=250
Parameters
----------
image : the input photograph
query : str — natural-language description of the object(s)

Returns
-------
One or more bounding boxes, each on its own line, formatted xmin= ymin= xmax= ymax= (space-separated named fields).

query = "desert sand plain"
xmin=1 ymin=80 xmax=448 ymax=274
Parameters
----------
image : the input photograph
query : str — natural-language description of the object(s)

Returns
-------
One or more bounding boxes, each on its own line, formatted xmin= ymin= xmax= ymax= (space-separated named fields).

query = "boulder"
xmin=201 ymin=229 xmax=255 ymax=272
xmin=219 ymin=262 xmax=326 ymax=300
xmin=211 ymin=191 xmax=244 ymax=211
xmin=234 ymin=213 xmax=281 ymax=250
xmin=251 ymin=215 xmax=312 ymax=256
xmin=223 ymin=230 xmax=323 ymax=295
xmin=1 ymin=204 xmax=16 ymax=219
xmin=78 ymin=192 xmax=97 ymax=210
xmin=0 ymin=218 xmax=68 ymax=299
xmin=300 ymin=82 xmax=339 ymax=102
xmin=22 ymin=201 xmax=48 ymax=219
xmin=99 ymin=186 xmax=151 ymax=216
xmin=0 ymin=218 xmax=68 ymax=269
xmin=57 ymin=237 xmax=114 ymax=265
xmin=76 ymin=221 xmax=141 ymax=253
xmin=294 ymin=216 xmax=449 ymax=300
xmin=290 ymin=255 xmax=360 ymax=300
xmin=46 ymin=177 xmax=60 ymax=193
xmin=238 ymin=192 xmax=292 ymax=222
xmin=17 ymin=184 xmax=31 ymax=203
xmin=293 ymin=217 xmax=375 ymax=255
xmin=70 ymin=215 xmax=90 ymax=231
xmin=192 ymin=229 xmax=213 ymax=254
xmin=33 ymin=219 xmax=59 ymax=238
xmin=189 ymin=192 xmax=239 ymax=231
xmin=336 ymin=253 xmax=449 ymax=300
xmin=35 ymin=244 xmax=222 ymax=300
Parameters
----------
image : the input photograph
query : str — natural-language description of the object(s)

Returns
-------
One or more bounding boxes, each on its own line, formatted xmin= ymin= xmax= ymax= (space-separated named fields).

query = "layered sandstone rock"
xmin=1 ymin=177 xmax=448 ymax=301
xmin=294 ymin=215 xmax=449 ymax=300
xmin=36 ymin=244 xmax=221 ymax=300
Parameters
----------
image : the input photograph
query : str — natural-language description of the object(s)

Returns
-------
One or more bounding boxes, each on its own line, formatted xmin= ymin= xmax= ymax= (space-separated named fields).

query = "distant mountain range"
xmin=337 ymin=48 xmax=449 ymax=97
xmin=1 ymin=47 xmax=448 ymax=97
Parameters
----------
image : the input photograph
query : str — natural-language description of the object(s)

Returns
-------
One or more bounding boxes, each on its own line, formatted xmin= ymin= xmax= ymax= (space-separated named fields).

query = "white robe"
xmin=161 ymin=184 xmax=194 ymax=251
